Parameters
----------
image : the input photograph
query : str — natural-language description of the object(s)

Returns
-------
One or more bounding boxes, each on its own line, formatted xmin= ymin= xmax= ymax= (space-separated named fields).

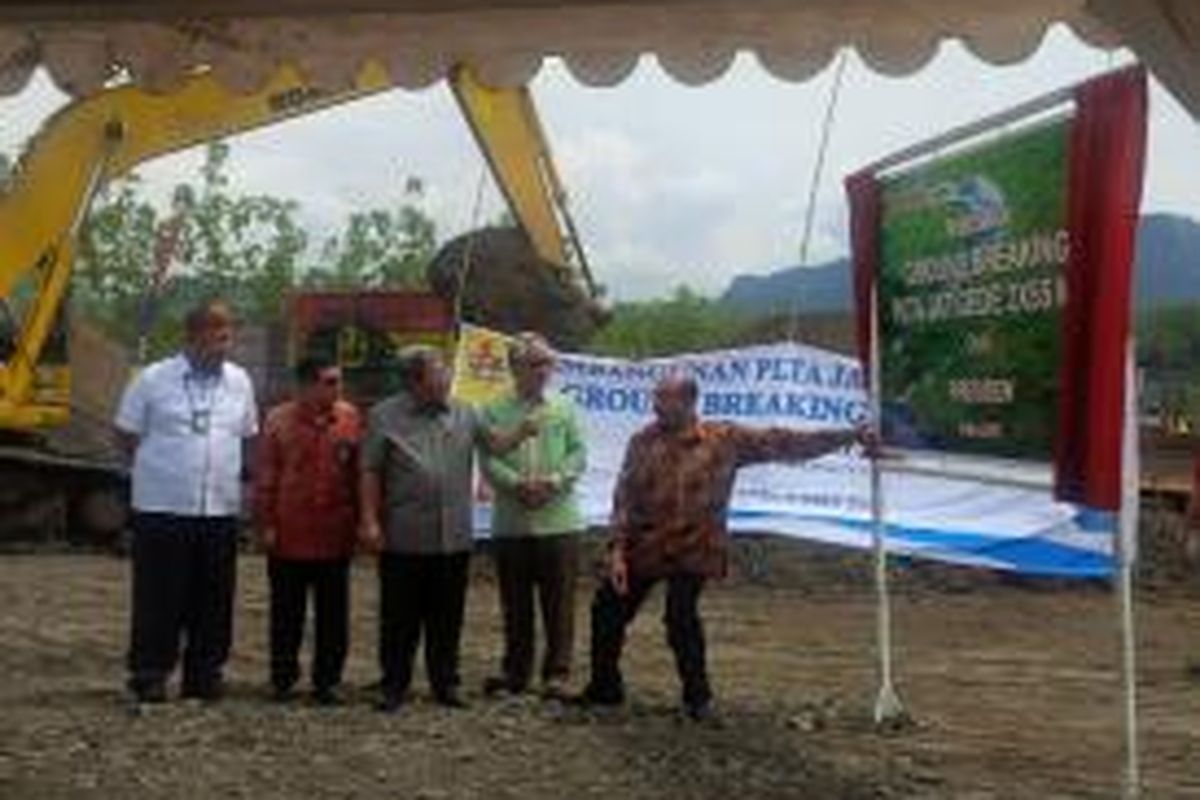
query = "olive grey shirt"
xmin=362 ymin=393 xmax=484 ymax=555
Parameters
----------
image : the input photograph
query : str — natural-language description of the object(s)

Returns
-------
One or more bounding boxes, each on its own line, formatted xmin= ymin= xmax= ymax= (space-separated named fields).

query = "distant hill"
xmin=1135 ymin=214 xmax=1200 ymax=307
xmin=720 ymin=213 xmax=1200 ymax=315
xmin=722 ymin=258 xmax=852 ymax=316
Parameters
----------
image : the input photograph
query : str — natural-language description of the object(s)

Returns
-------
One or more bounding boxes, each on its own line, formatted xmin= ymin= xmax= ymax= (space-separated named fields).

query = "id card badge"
xmin=191 ymin=409 xmax=211 ymax=435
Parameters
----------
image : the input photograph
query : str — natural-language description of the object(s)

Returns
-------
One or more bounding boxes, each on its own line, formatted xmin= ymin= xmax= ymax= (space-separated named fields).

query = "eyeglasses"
xmin=318 ymin=375 xmax=342 ymax=387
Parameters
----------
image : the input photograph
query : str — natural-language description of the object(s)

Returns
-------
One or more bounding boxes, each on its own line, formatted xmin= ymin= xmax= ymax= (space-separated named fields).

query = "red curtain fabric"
xmin=846 ymin=171 xmax=881 ymax=374
xmin=1053 ymin=66 xmax=1148 ymax=510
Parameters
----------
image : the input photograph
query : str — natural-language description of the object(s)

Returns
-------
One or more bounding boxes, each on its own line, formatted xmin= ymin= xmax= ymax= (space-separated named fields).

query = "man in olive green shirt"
xmin=481 ymin=333 xmax=587 ymax=699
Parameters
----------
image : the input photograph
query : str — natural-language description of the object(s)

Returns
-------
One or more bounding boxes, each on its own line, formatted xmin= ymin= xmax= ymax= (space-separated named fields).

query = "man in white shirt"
xmin=115 ymin=299 xmax=258 ymax=703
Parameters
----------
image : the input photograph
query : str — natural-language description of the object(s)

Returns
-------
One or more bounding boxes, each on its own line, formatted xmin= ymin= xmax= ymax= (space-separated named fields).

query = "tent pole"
xmin=870 ymin=283 xmax=904 ymax=725
xmin=1118 ymin=343 xmax=1141 ymax=799
xmin=1117 ymin=556 xmax=1139 ymax=799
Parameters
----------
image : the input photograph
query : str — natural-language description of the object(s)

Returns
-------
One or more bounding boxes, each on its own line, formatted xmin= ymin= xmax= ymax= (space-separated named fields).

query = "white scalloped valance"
xmin=0 ymin=0 xmax=1193 ymax=119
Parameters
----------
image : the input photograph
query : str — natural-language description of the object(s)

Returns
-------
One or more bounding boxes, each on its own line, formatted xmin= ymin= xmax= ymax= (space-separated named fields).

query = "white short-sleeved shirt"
xmin=115 ymin=354 xmax=259 ymax=517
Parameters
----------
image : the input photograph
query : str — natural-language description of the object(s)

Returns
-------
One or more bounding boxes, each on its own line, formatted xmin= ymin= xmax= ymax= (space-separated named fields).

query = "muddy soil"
xmin=2 ymin=530 xmax=1200 ymax=799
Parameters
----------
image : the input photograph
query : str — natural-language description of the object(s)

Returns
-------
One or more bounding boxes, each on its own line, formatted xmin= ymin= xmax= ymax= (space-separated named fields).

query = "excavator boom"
xmin=0 ymin=64 xmax=395 ymax=299
xmin=450 ymin=65 xmax=595 ymax=295
xmin=0 ymin=62 xmax=588 ymax=431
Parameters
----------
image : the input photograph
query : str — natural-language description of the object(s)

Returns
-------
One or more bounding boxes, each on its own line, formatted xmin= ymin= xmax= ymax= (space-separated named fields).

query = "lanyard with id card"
xmin=183 ymin=371 xmax=222 ymax=435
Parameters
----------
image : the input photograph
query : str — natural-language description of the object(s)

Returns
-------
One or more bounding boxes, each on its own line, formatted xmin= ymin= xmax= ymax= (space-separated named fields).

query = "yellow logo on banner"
xmin=451 ymin=324 xmax=514 ymax=407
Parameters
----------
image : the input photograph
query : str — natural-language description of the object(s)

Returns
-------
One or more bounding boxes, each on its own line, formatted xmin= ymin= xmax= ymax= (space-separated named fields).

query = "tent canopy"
xmin=0 ymin=1 xmax=1195 ymax=119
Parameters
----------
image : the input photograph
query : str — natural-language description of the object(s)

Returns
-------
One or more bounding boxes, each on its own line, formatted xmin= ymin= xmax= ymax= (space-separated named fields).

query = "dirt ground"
xmin=3 ymin=534 xmax=1200 ymax=799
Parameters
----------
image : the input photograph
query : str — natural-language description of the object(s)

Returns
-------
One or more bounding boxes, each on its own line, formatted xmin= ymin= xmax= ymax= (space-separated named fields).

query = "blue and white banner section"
xmin=454 ymin=327 xmax=1115 ymax=577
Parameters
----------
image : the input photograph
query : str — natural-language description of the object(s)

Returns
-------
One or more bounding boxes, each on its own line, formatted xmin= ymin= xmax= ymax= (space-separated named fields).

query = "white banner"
xmin=457 ymin=326 xmax=1114 ymax=576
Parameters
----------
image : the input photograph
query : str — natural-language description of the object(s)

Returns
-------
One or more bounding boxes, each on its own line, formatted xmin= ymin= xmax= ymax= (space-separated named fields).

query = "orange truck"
xmin=235 ymin=290 xmax=456 ymax=414
xmin=287 ymin=290 xmax=455 ymax=410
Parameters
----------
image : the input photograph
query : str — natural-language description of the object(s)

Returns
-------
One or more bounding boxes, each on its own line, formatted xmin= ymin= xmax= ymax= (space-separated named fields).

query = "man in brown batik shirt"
xmin=578 ymin=373 xmax=872 ymax=720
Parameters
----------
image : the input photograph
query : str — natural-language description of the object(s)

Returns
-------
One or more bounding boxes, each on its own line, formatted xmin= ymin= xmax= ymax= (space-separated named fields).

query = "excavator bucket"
xmin=426 ymin=226 xmax=607 ymax=350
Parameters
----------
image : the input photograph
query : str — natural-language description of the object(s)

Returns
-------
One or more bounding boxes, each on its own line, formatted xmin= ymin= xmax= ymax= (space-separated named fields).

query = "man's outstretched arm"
xmin=731 ymin=423 xmax=873 ymax=467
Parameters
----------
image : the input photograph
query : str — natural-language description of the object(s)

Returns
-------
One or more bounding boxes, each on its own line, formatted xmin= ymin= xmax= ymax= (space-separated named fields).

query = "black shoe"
xmin=482 ymin=675 xmax=525 ymax=697
xmin=571 ymin=684 xmax=624 ymax=707
xmin=181 ymin=678 xmax=225 ymax=703
xmin=376 ymin=691 xmax=405 ymax=714
xmin=433 ymin=688 xmax=469 ymax=709
xmin=130 ymin=681 xmax=167 ymax=705
xmin=684 ymin=700 xmax=720 ymax=725
xmin=312 ymin=686 xmax=342 ymax=707
xmin=540 ymin=677 xmax=571 ymax=701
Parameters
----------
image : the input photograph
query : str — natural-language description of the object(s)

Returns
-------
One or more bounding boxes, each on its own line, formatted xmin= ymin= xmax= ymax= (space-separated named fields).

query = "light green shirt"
xmin=481 ymin=390 xmax=586 ymax=537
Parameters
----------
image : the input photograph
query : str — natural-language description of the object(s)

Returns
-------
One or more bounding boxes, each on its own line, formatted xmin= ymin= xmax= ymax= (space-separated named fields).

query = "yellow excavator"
xmin=0 ymin=61 xmax=597 ymax=541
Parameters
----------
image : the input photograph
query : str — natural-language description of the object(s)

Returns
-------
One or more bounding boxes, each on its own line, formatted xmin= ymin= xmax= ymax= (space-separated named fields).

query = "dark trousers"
xmin=378 ymin=551 xmax=470 ymax=698
xmin=127 ymin=513 xmax=238 ymax=694
xmin=494 ymin=535 xmax=579 ymax=689
xmin=267 ymin=557 xmax=350 ymax=692
xmin=587 ymin=572 xmax=712 ymax=708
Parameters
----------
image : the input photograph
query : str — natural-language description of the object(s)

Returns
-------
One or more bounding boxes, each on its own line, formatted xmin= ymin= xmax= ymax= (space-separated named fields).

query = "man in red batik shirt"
xmin=577 ymin=373 xmax=873 ymax=721
xmin=256 ymin=355 xmax=361 ymax=705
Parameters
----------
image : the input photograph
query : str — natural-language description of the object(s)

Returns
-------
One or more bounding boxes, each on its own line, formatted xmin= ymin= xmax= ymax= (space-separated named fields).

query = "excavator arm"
xmin=449 ymin=65 xmax=596 ymax=296
xmin=0 ymin=62 xmax=587 ymax=431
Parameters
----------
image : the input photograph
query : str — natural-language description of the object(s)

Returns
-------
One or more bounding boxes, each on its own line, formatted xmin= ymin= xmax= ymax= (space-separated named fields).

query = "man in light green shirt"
xmin=481 ymin=332 xmax=587 ymax=699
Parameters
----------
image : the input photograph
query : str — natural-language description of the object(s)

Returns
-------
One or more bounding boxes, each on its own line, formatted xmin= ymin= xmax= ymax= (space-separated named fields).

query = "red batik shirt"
xmin=255 ymin=399 xmax=361 ymax=560
xmin=610 ymin=420 xmax=853 ymax=579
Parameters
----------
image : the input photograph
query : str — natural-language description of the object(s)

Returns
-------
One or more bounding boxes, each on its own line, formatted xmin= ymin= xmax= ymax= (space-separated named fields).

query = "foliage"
xmin=71 ymin=141 xmax=438 ymax=357
xmin=1139 ymin=304 xmax=1200 ymax=374
xmin=304 ymin=180 xmax=436 ymax=290
xmin=74 ymin=175 xmax=166 ymax=350
xmin=1137 ymin=304 xmax=1200 ymax=426
xmin=169 ymin=141 xmax=308 ymax=324
xmin=586 ymin=285 xmax=750 ymax=358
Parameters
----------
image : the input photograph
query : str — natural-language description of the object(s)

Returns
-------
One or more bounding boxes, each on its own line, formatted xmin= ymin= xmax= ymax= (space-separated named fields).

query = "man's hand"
xmin=358 ymin=519 xmax=384 ymax=555
xmin=484 ymin=416 xmax=541 ymax=455
xmin=259 ymin=526 xmax=277 ymax=554
xmin=1185 ymin=529 xmax=1200 ymax=566
xmin=609 ymin=549 xmax=629 ymax=596
xmin=853 ymin=423 xmax=882 ymax=458
xmin=516 ymin=477 xmax=557 ymax=509
xmin=1185 ymin=495 xmax=1200 ymax=565
xmin=115 ymin=430 xmax=139 ymax=465
xmin=517 ymin=415 xmax=541 ymax=442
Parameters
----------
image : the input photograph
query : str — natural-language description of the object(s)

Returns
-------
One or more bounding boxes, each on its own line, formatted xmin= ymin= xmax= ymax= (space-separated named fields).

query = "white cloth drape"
xmin=0 ymin=1 xmax=1193 ymax=119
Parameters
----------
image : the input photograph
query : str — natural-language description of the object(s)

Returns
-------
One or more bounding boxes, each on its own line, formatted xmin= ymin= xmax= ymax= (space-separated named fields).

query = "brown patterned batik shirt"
xmin=610 ymin=420 xmax=854 ymax=579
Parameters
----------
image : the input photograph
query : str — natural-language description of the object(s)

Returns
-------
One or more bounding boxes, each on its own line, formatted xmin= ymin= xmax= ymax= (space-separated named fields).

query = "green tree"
xmin=74 ymin=174 xmax=161 ymax=347
xmin=306 ymin=179 xmax=436 ymax=289
xmin=73 ymin=142 xmax=439 ymax=358
xmin=170 ymin=141 xmax=308 ymax=323
xmin=1137 ymin=304 xmax=1200 ymax=428
xmin=75 ymin=141 xmax=310 ymax=353
xmin=587 ymin=284 xmax=749 ymax=358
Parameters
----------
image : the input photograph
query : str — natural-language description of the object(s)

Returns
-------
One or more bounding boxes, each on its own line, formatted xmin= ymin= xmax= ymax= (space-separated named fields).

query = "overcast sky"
xmin=2 ymin=25 xmax=1197 ymax=300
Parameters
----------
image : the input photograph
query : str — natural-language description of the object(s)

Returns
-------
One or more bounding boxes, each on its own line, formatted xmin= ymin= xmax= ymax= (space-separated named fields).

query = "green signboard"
xmin=879 ymin=119 xmax=1069 ymax=461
